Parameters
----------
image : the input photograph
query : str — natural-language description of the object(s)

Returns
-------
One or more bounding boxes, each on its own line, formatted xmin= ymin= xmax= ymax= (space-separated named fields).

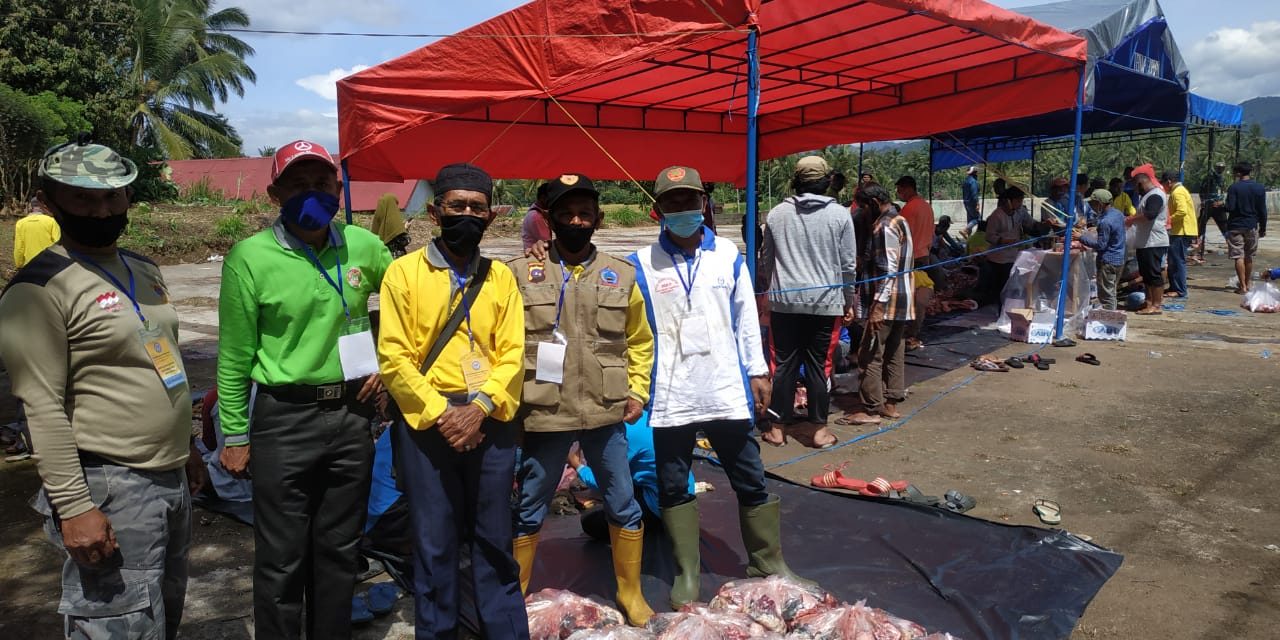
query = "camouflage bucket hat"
xmin=39 ymin=142 xmax=139 ymax=189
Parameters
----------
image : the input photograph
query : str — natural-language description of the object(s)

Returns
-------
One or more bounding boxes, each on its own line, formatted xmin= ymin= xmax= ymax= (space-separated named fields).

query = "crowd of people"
xmin=1 ymin=134 xmax=1272 ymax=640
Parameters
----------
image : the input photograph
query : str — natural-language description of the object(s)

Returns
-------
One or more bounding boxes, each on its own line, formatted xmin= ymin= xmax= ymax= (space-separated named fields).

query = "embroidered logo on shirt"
xmin=656 ymin=278 xmax=678 ymax=295
xmin=600 ymin=267 xmax=619 ymax=287
xmin=96 ymin=291 xmax=123 ymax=312
xmin=346 ymin=267 xmax=363 ymax=288
xmin=528 ymin=262 xmax=546 ymax=283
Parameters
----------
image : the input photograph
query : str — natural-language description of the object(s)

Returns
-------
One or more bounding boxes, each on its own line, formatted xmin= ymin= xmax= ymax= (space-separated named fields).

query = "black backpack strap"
xmin=419 ymin=258 xmax=492 ymax=376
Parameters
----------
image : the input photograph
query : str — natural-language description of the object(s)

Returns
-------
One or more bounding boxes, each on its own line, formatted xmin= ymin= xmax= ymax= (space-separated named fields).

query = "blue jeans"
xmin=653 ymin=420 xmax=768 ymax=509
xmin=1168 ymin=235 xmax=1194 ymax=297
xmin=515 ymin=423 xmax=642 ymax=536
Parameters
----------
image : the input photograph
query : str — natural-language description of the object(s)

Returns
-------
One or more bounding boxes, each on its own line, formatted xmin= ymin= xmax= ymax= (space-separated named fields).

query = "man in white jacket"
xmin=629 ymin=166 xmax=808 ymax=610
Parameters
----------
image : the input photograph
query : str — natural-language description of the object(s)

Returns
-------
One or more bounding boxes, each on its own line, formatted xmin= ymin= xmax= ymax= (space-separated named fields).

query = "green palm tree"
xmin=127 ymin=0 xmax=255 ymax=159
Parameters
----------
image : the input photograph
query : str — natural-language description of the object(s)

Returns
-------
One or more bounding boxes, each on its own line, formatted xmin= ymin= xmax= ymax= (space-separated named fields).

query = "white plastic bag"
xmin=1243 ymin=282 xmax=1280 ymax=313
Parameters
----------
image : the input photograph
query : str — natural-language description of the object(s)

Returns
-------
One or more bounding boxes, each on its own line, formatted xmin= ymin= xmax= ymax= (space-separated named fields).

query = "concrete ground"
xmin=1 ymin=225 xmax=1277 ymax=639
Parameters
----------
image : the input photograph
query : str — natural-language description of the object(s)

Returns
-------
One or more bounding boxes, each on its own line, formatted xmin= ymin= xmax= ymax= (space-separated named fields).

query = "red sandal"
xmin=810 ymin=462 xmax=868 ymax=492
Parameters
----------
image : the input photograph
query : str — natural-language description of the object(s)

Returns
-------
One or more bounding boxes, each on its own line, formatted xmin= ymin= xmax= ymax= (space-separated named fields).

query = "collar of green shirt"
xmin=271 ymin=216 xmax=346 ymax=251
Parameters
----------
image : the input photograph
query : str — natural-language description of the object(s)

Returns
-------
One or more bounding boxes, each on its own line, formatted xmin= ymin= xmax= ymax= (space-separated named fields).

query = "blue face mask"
xmin=662 ymin=209 xmax=704 ymax=238
xmin=281 ymin=190 xmax=340 ymax=231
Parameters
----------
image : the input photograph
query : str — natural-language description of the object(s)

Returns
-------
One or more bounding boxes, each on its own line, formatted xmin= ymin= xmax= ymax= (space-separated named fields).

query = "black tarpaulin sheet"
xmin=527 ymin=460 xmax=1122 ymax=640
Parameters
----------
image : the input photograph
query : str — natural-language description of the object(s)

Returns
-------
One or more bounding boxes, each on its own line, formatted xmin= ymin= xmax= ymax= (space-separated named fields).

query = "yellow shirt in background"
xmin=377 ymin=242 xmax=525 ymax=429
xmin=1113 ymin=192 xmax=1136 ymax=217
xmin=14 ymin=213 xmax=61 ymax=268
xmin=1168 ymin=183 xmax=1198 ymax=237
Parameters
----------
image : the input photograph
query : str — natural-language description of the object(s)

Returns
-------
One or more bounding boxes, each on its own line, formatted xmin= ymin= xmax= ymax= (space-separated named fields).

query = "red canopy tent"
xmin=337 ymin=0 xmax=1087 ymax=186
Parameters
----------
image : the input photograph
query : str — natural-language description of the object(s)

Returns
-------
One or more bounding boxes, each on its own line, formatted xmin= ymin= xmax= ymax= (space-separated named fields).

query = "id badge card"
xmin=138 ymin=324 xmax=187 ymax=389
xmin=678 ymin=313 xmax=712 ymax=356
xmin=462 ymin=349 xmax=492 ymax=395
xmin=338 ymin=317 xmax=379 ymax=381
xmin=535 ymin=331 xmax=568 ymax=384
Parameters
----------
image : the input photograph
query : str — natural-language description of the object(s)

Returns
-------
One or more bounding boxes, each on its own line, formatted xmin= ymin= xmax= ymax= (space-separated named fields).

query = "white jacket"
xmin=629 ymin=228 xmax=768 ymax=428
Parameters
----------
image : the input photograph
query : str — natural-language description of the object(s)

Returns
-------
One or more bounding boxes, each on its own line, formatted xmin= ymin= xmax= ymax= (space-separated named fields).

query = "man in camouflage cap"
xmin=0 ymin=138 xmax=205 ymax=639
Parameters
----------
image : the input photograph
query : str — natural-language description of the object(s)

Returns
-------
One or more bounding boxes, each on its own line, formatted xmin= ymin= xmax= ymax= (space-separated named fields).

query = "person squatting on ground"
xmin=216 ymin=140 xmax=393 ymax=639
xmin=842 ymin=185 xmax=914 ymax=426
xmin=629 ymin=166 xmax=809 ymax=610
xmin=0 ymin=139 xmax=207 ymax=639
xmin=757 ymin=156 xmax=857 ymax=451
xmin=1124 ymin=164 xmax=1170 ymax=315
xmin=506 ymin=173 xmax=657 ymax=625
xmin=377 ymin=163 xmax=530 ymax=639
xmin=1076 ymin=190 xmax=1127 ymax=311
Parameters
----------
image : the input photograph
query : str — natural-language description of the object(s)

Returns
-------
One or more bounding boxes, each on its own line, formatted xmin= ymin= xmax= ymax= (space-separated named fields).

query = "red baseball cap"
xmin=270 ymin=140 xmax=336 ymax=182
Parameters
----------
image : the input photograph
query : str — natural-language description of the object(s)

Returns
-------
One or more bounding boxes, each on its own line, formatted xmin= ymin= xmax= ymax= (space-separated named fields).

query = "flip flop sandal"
xmin=943 ymin=490 xmax=977 ymax=513
xmin=861 ymin=477 xmax=895 ymax=497
xmin=814 ymin=435 xmax=839 ymax=450
xmin=1052 ymin=338 xmax=1078 ymax=348
xmin=1033 ymin=498 xmax=1062 ymax=525
xmin=810 ymin=463 xmax=867 ymax=491
xmin=1135 ymin=308 xmax=1163 ymax=315
xmin=900 ymin=484 xmax=942 ymax=506
xmin=1034 ymin=360 xmax=1051 ymax=371
xmin=879 ymin=409 xmax=903 ymax=420
xmin=970 ymin=358 xmax=1009 ymax=372
xmin=760 ymin=432 xmax=787 ymax=448
xmin=367 ymin=582 xmax=400 ymax=616
xmin=1005 ymin=357 xmax=1025 ymax=369
xmin=836 ymin=413 xmax=882 ymax=426
xmin=1076 ymin=353 xmax=1101 ymax=366
xmin=1028 ymin=354 xmax=1056 ymax=365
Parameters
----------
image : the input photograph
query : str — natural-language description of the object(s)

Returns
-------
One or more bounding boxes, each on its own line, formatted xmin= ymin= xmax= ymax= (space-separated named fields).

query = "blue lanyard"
xmin=552 ymin=261 xmax=573 ymax=335
xmin=300 ymin=235 xmax=350 ymax=323
xmin=71 ymin=251 xmax=145 ymax=324
xmin=667 ymin=250 xmax=701 ymax=302
xmin=451 ymin=270 xmax=476 ymax=349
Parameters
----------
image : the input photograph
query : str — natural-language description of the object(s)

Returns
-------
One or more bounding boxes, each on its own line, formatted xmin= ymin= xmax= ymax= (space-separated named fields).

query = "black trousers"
xmin=768 ymin=312 xmax=841 ymax=425
xmin=250 ymin=390 xmax=375 ymax=640
xmin=654 ymin=420 xmax=768 ymax=509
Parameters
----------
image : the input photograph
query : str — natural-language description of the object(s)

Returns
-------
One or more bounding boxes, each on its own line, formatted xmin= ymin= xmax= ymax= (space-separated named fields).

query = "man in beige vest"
xmin=508 ymin=174 xmax=656 ymax=625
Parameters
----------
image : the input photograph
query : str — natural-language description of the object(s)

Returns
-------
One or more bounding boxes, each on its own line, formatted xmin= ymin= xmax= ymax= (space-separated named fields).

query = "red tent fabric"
xmin=337 ymin=0 xmax=1086 ymax=185
xmin=165 ymin=157 xmax=416 ymax=211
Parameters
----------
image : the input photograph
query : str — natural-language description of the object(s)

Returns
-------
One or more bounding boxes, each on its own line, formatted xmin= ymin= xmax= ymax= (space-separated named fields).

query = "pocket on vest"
xmin=596 ymin=289 xmax=629 ymax=337
xmin=521 ymin=350 xmax=561 ymax=407
xmin=522 ymin=286 xmax=560 ymax=333
xmin=597 ymin=353 xmax=629 ymax=402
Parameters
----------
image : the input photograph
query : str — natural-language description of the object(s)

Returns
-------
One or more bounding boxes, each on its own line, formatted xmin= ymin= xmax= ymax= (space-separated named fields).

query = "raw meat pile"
xmin=527 ymin=589 xmax=627 ymax=640
xmin=709 ymin=577 xmax=839 ymax=633
xmin=526 ymin=578 xmax=961 ymax=640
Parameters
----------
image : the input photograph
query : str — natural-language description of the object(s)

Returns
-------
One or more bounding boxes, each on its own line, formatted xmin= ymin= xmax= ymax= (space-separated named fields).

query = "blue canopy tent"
xmin=921 ymin=0 xmax=1243 ymax=339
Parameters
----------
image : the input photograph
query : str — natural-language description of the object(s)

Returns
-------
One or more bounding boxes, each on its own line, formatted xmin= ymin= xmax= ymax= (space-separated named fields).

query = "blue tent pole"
xmin=1053 ymin=68 xmax=1087 ymax=341
xmin=341 ymin=159 xmax=354 ymax=224
xmin=745 ymin=26 xmax=761 ymax=280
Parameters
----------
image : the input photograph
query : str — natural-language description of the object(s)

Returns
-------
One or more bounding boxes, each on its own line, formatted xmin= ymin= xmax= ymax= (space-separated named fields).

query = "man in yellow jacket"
xmin=1162 ymin=170 xmax=1198 ymax=299
xmin=13 ymin=200 xmax=61 ymax=268
xmin=376 ymin=163 xmax=529 ymax=639
xmin=507 ymin=174 xmax=655 ymax=625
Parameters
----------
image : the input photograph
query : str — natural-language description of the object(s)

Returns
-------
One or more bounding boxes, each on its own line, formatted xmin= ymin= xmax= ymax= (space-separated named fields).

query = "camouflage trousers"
xmin=33 ymin=464 xmax=191 ymax=639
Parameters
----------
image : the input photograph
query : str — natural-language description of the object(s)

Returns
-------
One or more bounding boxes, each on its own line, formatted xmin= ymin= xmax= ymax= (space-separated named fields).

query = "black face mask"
xmin=553 ymin=221 xmax=595 ymax=254
xmin=438 ymin=215 xmax=486 ymax=256
xmin=58 ymin=211 xmax=129 ymax=248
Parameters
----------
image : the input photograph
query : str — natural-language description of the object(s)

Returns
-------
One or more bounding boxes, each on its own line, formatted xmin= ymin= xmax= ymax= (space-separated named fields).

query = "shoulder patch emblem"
xmin=346 ymin=267 xmax=363 ymax=288
xmin=528 ymin=262 xmax=546 ymax=283
xmin=599 ymin=267 xmax=619 ymax=287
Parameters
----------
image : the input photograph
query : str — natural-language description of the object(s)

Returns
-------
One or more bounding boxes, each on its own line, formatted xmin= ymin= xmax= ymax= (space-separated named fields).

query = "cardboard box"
xmin=1083 ymin=308 xmax=1127 ymax=341
xmin=1007 ymin=308 xmax=1054 ymax=344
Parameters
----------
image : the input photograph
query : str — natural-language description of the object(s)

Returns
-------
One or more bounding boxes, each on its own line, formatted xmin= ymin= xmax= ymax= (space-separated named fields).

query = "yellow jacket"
xmin=377 ymin=241 xmax=525 ymax=429
xmin=1112 ymin=192 xmax=1136 ymax=217
xmin=14 ymin=214 xmax=61 ymax=268
xmin=1168 ymin=183 xmax=1198 ymax=236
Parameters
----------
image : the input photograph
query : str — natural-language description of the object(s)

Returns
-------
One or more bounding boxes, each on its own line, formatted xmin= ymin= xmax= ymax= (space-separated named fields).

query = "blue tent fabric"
xmin=927 ymin=0 xmax=1238 ymax=171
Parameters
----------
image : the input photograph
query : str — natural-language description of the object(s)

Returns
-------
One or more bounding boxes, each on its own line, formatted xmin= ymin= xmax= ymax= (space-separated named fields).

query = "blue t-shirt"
xmin=576 ymin=411 xmax=695 ymax=515
xmin=1081 ymin=207 xmax=1126 ymax=266
xmin=1226 ymin=179 xmax=1268 ymax=233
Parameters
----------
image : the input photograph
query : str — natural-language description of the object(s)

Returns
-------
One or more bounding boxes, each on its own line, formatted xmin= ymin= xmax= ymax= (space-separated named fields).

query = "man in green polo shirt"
xmin=216 ymin=140 xmax=393 ymax=639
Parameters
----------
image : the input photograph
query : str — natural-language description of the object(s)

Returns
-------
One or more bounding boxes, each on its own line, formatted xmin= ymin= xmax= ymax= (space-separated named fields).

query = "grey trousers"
xmin=1097 ymin=262 xmax=1123 ymax=311
xmin=34 ymin=464 xmax=191 ymax=640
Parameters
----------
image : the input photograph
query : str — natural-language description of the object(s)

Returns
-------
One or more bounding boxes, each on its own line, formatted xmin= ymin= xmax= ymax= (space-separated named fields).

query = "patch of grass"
xmin=604 ymin=205 xmax=647 ymax=227
xmin=232 ymin=200 xmax=270 ymax=217
xmin=213 ymin=212 xmax=250 ymax=244
xmin=121 ymin=207 xmax=165 ymax=253
xmin=179 ymin=177 xmax=229 ymax=205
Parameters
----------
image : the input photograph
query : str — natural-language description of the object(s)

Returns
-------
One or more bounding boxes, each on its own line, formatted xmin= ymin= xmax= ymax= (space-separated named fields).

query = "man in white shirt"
xmin=628 ymin=166 xmax=807 ymax=610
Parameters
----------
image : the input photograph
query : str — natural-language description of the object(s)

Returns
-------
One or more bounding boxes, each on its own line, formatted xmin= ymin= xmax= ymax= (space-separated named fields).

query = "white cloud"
xmin=1186 ymin=21 xmax=1280 ymax=103
xmin=232 ymin=109 xmax=340 ymax=156
xmin=230 ymin=0 xmax=402 ymax=31
xmin=295 ymin=65 xmax=369 ymax=101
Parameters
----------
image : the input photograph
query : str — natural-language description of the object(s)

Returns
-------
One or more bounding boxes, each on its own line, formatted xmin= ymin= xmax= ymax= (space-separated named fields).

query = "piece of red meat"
xmin=790 ymin=601 xmax=934 ymax=640
xmin=708 ymin=576 xmax=838 ymax=633
xmin=526 ymin=589 xmax=627 ymax=640
xmin=648 ymin=611 xmax=783 ymax=640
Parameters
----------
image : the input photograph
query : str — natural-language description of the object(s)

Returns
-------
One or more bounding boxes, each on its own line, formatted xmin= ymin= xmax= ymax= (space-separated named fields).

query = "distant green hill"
xmin=1242 ymin=97 xmax=1280 ymax=138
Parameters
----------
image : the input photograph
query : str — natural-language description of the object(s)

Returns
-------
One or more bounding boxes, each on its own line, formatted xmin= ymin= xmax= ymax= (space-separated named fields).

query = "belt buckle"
xmin=316 ymin=384 xmax=344 ymax=401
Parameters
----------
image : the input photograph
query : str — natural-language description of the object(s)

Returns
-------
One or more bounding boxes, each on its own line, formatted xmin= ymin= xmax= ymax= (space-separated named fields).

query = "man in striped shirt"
xmin=844 ymin=185 xmax=914 ymax=425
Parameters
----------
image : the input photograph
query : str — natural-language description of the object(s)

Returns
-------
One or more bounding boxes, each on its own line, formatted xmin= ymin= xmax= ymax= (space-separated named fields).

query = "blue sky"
xmin=220 ymin=0 xmax=1280 ymax=156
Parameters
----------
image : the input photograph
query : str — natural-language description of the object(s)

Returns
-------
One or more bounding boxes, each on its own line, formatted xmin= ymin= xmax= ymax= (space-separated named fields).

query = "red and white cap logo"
xmin=270 ymin=139 xmax=336 ymax=182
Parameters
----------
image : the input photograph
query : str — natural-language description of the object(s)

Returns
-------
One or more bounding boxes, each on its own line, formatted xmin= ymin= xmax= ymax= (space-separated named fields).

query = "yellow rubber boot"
xmin=609 ymin=524 xmax=656 ymax=626
xmin=513 ymin=533 xmax=539 ymax=595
